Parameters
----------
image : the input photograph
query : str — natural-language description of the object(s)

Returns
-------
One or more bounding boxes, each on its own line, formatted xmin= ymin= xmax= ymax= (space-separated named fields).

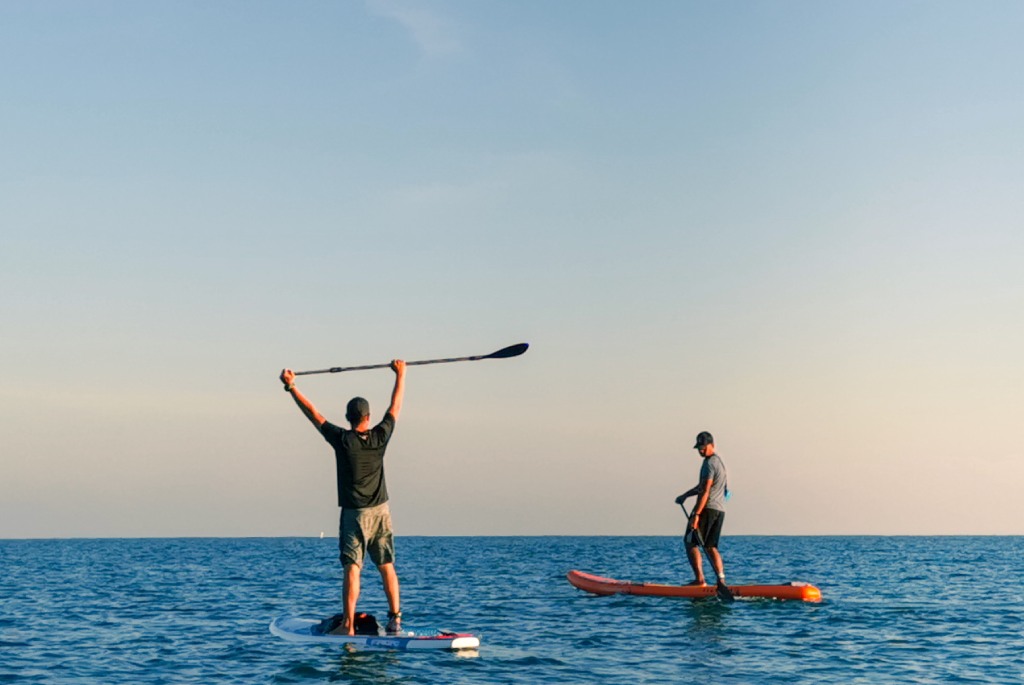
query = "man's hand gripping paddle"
xmin=679 ymin=501 xmax=735 ymax=603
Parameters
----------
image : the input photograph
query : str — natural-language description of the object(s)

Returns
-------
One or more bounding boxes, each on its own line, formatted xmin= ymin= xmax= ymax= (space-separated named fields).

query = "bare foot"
xmin=328 ymin=621 xmax=353 ymax=636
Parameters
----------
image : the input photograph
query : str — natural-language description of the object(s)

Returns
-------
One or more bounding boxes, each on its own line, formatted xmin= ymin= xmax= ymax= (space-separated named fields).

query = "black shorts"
xmin=686 ymin=508 xmax=725 ymax=549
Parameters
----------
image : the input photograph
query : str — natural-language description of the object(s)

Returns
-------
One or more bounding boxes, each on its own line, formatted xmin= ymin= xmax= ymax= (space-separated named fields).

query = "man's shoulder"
xmin=370 ymin=412 xmax=393 ymax=440
xmin=702 ymin=453 xmax=726 ymax=474
xmin=321 ymin=421 xmax=346 ymax=438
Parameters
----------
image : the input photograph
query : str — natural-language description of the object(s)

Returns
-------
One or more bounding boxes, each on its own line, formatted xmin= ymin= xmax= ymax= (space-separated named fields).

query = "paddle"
xmin=294 ymin=342 xmax=529 ymax=376
xmin=679 ymin=502 xmax=735 ymax=603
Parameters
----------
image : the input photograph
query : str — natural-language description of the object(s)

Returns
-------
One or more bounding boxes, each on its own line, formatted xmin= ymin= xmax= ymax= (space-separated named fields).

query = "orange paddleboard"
xmin=567 ymin=569 xmax=822 ymax=602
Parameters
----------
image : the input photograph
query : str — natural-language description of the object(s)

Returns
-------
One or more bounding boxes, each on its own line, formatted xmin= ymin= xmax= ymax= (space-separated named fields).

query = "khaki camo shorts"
xmin=339 ymin=502 xmax=395 ymax=568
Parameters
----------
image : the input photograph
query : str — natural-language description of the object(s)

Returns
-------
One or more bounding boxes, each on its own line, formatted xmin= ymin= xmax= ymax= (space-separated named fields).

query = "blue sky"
xmin=2 ymin=1 xmax=1022 ymax=537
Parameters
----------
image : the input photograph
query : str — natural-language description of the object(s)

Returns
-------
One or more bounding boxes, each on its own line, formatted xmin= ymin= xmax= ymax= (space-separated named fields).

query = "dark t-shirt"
xmin=320 ymin=412 xmax=395 ymax=509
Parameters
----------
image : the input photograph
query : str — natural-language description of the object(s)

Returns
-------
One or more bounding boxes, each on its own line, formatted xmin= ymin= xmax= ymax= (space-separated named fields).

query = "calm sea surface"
xmin=1 ymin=536 xmax=1021 ymax=684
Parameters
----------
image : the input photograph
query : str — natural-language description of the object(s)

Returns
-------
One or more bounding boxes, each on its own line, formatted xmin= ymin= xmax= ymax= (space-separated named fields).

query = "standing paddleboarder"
xmin=279 ymin=360 xmax=406 ymax=635
xmin=675 ymin=431 xmax=730 ymax=595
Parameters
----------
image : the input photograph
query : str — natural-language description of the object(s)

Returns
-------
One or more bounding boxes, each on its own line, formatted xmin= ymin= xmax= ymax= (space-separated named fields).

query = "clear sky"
xmin=3 ymin=1 xmax=1022 ymax=538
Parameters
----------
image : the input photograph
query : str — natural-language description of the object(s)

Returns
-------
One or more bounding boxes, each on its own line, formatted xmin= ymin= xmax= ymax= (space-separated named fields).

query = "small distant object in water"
xmin=320 ymin=531 xmax=324 ymax=539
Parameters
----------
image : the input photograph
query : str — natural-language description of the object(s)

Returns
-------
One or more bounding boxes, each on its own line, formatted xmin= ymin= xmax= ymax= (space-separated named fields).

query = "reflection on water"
xmin=685 ymin=597 xmax=732 ymax=636
xmin=332 ymin=649 xmax=402 ymax=685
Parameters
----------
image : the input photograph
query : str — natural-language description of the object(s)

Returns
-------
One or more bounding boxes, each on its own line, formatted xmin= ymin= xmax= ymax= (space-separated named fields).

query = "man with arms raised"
xmin=675 ymin=431 xmax=730 ymax=596
xmin=279 ymin=360 xmax=406 ymax=635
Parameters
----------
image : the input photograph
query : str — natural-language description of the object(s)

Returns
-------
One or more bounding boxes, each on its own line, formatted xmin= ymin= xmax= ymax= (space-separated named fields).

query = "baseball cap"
xmin=693 ymin=431 xmax=714 ymax=448
xmin=346 ymin=397 xmax=370 ymax=421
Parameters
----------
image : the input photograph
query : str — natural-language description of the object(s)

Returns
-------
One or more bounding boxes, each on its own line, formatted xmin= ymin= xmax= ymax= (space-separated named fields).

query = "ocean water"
xmin=1 ymin=536 xmax=1021 ymax=684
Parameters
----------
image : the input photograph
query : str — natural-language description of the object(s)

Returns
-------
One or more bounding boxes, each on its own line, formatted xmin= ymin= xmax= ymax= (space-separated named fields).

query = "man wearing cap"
xmin=279 ymin=360 xmax=406 ymax=636
xmin=675 ymin=431 xmax=729 ymax=592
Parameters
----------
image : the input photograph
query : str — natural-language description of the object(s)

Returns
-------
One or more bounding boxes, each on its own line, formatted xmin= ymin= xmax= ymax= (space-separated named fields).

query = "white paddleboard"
xmin=269 ymin=615 xmax=480 ymax=651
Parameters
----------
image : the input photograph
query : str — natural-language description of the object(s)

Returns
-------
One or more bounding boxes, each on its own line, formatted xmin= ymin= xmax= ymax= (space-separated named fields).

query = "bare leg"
xmin=707 ymin=547 xmax=726 ymax=585
xmin=378 ymin=562 xmax=401 ymax=633
xmin=687 ymin=545 xmax=706 ymax=585
xmin=341 ymin=563 xmax=361 ymax=636
xmin=377 ymin=563 xmax=400 ymax=615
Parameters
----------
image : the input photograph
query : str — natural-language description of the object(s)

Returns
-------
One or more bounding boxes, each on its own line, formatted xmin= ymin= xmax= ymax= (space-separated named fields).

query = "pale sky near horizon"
xmin=2 ymin=1 xmax=1022 ymax=538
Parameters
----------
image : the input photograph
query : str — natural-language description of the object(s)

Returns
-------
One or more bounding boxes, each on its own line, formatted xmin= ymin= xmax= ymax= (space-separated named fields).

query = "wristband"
xmin=284 ymin=383 xmax=295 ymax=392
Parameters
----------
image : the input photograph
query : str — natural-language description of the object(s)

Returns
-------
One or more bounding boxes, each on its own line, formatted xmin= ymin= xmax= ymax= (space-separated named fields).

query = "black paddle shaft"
xmin=294 ymin=342 xmax=529 ymax=376
xmin=679 ymin=502 xmax=711 ymax=549
xmin=679 ymin=502 xmax=735 ymax=603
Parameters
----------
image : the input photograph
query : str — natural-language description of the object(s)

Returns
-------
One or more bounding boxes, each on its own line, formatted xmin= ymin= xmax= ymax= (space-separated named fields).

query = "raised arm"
xmin=280 ymin=368 xmax=326 ymax=429
xmin=387 ymin=360 xmax=406 ymax=420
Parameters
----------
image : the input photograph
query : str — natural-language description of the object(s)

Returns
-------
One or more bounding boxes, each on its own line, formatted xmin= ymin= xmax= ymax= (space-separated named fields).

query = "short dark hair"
xmin=346 ymin=397 xmax=370 ymax=422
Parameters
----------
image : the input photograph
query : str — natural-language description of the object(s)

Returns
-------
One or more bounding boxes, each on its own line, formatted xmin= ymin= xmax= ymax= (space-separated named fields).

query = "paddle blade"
xmin=716 ymin=583 xmax=735 ymax=603
xmin=486 ymin=343 xmax=529 ymax=359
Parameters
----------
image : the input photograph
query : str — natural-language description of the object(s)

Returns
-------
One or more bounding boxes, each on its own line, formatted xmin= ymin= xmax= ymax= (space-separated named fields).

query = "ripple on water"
xmin=1 ymin=536 xmax=1022 ymax=684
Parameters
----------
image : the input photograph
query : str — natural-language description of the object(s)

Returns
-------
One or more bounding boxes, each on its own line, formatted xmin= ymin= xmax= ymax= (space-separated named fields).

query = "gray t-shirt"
xmin=699 ymin=453 xmax=728 ymax=512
